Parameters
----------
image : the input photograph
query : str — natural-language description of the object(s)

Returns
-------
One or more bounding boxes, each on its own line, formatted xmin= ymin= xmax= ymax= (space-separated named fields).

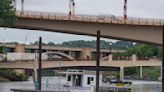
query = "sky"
xmin=0 ymin=0 xmax=164 ymax=44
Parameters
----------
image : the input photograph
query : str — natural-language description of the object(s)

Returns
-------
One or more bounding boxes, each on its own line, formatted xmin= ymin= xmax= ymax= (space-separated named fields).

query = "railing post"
xmin=96 ymin=31 xmax=100 ymax=92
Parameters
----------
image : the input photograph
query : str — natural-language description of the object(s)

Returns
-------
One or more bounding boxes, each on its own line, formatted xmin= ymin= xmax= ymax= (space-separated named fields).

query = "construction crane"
xmin=69 ymin=0 xmax=75 ymax=16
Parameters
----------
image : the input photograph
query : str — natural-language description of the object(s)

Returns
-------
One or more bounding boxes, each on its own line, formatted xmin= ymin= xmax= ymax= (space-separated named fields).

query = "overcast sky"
xmin=0 ymin=0 xmax=164 ymax=44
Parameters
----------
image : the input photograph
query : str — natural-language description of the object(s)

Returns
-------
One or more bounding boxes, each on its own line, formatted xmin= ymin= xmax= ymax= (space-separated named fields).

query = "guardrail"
xmin=92 ymin=85 xmax=133 ymax=92
xmin=15 ymin=10 xmax=164 ymax=26
xmin=11 ymin=89 xmax=69 ymax=92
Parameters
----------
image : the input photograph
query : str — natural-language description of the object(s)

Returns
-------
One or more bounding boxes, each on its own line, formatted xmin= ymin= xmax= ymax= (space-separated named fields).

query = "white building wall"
xmin=83 ymin=74 xmax=102 ymax=87
xmin=66 ymin=75 xmax=73 ymax=86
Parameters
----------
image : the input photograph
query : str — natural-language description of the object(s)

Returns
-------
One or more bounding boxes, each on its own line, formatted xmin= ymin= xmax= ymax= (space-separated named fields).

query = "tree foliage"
xmin=30 ymin=40 xmax=134 ymax=50
xmin=0 ymin=69 xmax=29 ymax=81
xmin=113 ymin=43 xmax=161 ymax=58
xmin=127 ymin=43 xmax=161 ymax=58
xmin=0 ymin=0 xmax=16 ymax=26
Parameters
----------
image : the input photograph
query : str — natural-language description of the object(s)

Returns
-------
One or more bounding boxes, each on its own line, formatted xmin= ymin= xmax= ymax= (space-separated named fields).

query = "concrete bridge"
xmin=0 ymin=59 xmax=161 ymax=81
xmin=0 ymin=60 xmax=161 ymax=69
xmin=11 ymin=11 xmax=164 ymax=45
xmin=2 ymin=43 xmax=123 ymax=60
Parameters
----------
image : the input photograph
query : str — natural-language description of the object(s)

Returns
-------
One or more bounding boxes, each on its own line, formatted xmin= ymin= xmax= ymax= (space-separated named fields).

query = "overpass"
xmin=2 ymin=43 xmax=123 ymax=60
xmin=0 ymin=59 xmax=161 ymax=81
xmin=0 ymin=60 xmax=161 ymax=69
xmin=11 ymin=11 xmax=164 ymax=45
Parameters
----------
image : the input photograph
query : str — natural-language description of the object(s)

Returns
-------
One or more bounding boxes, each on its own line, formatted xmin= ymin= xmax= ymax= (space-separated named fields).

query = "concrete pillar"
xmin=120 ymin=67 xmax=124 ymax=81
xmin=69 ymin=51 xmax=72 ymax=56
xmin=100 ymin=52 xmax=103 ymax=58
xmin=15 ymin=69 xmax=25 ymax=75
xmin=140 ymin=66 xmax=143 ymax=79
xmin=160 ymin=66 xmax=162 ymax=81
xmin=80 ymin=48 xmax=92 ymax=60
xmin=15 ymin=44 xmax=25 ymax=53
xmin=33 ymin=68 xmax=38 ymax=82
xmin=132 ymin=54 xmax=137 ymax=62
xmin=108 ymin=54 xmax=113 ymax=62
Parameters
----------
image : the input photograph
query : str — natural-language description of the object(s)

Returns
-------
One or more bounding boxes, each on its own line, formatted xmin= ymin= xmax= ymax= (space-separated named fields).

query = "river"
xmin=0 ymin=77 xmax=161 ymax=92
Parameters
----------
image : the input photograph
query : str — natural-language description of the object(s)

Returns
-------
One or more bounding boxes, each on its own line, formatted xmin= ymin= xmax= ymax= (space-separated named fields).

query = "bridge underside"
xmin=12 ymin=17 xmax=163 ymax=45
xmin=45 ymin=66 xmax=120 ymax=71
xmin=0 ymin=66 xmax=120 ymax=71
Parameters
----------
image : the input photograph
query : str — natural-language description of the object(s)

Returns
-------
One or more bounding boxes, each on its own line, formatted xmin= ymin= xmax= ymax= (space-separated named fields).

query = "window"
xmin=87 ymin=77 xmax=94 ymax=85
xmin=68 ymin=76 xmax=71 ymax=81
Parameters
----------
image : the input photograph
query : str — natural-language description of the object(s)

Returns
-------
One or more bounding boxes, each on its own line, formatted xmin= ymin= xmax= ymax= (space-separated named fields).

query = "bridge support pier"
xmin=140 ymin=66 xmax=143 ymax=79
xmin=32 ymin=68 xmax=39 ymax=90
xmin=120 ymin=67 xmax=124 ymax=81
xmin=69 ymin=51 xmax=72 ymax=57
xmin=108 ymin=54 xmax=113 ymax=62
xmin=132 ymin=54 xmax=137 ymax=62
xmin=33 ymin=69 xmax=38 ymax=83
xmin=160 ymin=66 xmax=163 ymax=81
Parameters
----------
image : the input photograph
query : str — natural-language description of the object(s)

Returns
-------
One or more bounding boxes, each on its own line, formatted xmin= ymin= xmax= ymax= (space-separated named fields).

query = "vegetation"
xmin=124 ymin=67 xmax=160 ymax=81
xmin=0 ymin=47 xmax=3 ymax=53
xmin=0 ymin=0 xmax=16 ymax=26
xmin=30 ymin=40 xmax=134 ymax=50
xmin=113 ymin=43 xmax=161 ymax=59
xmin=0 ymin=69 xmax=29 ymax=82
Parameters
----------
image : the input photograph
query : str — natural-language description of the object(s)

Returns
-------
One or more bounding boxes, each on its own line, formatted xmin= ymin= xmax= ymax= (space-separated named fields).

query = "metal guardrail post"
xmin=96 ymin=31 xmax=100 ymax=92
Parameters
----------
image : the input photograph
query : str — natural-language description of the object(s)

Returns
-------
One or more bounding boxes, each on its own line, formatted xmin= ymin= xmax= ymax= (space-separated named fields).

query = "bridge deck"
xmin=0 ymin=60 xmax=161 ymax=69
xmin=16 ymin=11 xmax=164 ymax=26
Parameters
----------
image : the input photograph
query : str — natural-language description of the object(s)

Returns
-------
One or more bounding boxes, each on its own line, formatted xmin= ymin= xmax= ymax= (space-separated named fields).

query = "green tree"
xmin=0 ymin=0 xmax=16 ymax=26
xmin=0 ymin=46 xmax=4 ymax=53
xmin=127 ymin=43 xmax=161 ymax=58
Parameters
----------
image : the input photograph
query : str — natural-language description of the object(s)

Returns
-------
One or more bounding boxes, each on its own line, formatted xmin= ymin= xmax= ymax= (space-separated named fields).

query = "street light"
xmin=109 ymin=42 xmax=112 ymax=55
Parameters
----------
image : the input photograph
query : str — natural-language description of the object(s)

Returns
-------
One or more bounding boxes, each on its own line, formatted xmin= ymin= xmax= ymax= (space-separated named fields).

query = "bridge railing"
xmin=15 ymin=10 xmax=164 ymax=26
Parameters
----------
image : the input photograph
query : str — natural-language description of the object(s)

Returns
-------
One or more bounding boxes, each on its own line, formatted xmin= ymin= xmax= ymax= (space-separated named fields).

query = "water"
xmin=0 ymin=77 xmax=161 ymax=92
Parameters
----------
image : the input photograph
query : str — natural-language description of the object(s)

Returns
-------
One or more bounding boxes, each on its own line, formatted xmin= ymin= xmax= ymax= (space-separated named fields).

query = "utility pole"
xmin=162 ymin=25 xmax=164 ymax=92
xmin=72 ymin=0 xmax=75 ymax=16
xmin=38 ymin=37 xmax=42 ymax=90
xmin=69 ymin=0 xmax=75 ymax=16
xmin=96 ymin=31 xmax=100 ymax=92
xmin=123 ymin=0 xmax=127 ymax=20
xmin=13 ymin=0 xmax=16 ymax=11
xmin=21 ymin=0 xmax=24 ymax=13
